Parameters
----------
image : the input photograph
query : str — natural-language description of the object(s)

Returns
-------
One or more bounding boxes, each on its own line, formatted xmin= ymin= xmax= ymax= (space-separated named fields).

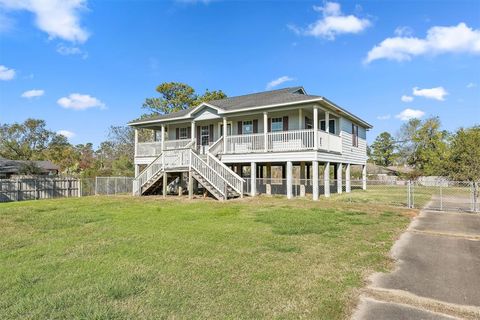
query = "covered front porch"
xmin=134 ymin=104 xmax=342 ymax=157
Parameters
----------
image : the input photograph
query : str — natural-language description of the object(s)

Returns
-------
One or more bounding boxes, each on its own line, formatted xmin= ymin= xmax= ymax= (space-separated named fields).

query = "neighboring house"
xmin=0 ymin=159 xmax=59 ymax=179
xmin=129 ymin=87 xmax=372 ymax=200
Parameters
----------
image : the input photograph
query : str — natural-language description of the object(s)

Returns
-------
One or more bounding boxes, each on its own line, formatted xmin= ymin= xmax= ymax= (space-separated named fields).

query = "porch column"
xmin=263 ymin=112 xmax=268 ymax=152
xmin=266 ymin=163 xmax=272 ymax=195
xmin=298 ymin=108 xmax=303 ymax=129
xmin=161 ymin=124 xmax=165 ymax=151
xmin=324 ymin=162 xmax=330 ymax=197
xmin=286 ymin=161 xmax=293 ymax=199
xmin=313 ymin=106 xmax=318 ymax=150
xmin=251 ymin=162 xmax=256 ymax=197
xmin=134 ymin=128 xmax=138 ymax=157
xmin=223 ymin=117 xmax=227 ymax=153
xmin=337 ymin=163 xmax=343 ymax=194
xmin=325 ymin=111 xmax=330 ymax=151
xmin=312 ymin=161 xmax=319 ymax=201
xmin=300 ymin=161 xmax=306 ymax=197
xmin=191 ymin=121 xmax=196 ymax=144
xmin=346 ymin=163 xmax=351 ymax=193
xmin=362 ymin=164 xmax=367 ymax=190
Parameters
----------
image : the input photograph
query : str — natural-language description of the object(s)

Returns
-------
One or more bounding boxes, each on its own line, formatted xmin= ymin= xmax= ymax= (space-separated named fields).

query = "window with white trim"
xmin=179 ymin=127 xmax=188 ymax=139
xmin=243 ymin=120 xmax=253 ymax=134
xmin=320 ymin=119 xmax=336 ymax=134
xmin=271 ymin=117 xmax=283 ymax=132
xmin=352 ymin=124 xmax=359 ymax=147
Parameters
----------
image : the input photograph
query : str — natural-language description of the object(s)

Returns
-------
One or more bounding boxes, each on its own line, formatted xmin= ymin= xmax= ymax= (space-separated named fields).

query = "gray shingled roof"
xmin=0 ymin=159 xmax=59 ymax=174
xmin=129 ymin=87 xmax=320 ymax=124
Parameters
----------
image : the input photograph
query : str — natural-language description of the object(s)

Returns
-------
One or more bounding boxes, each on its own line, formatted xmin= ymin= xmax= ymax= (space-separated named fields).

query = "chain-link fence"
xmin=76 ymin=177 xmax=133 ymax=197
xmin=241 ymin=178 xmax=479 ymax=213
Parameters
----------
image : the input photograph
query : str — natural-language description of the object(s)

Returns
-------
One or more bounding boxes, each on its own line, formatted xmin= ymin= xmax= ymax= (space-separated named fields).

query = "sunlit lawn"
xmin=0 ymin=196 xmax=413 ymax=319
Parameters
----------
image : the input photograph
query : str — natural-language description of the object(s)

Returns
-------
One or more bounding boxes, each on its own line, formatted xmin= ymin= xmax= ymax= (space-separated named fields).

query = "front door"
xmin=200 ymin=125 xmax=210 ymax=154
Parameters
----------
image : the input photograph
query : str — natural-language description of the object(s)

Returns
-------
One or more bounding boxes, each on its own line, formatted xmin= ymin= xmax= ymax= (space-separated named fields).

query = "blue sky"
xmin=0 ymin=0 xmax=479 ymax=146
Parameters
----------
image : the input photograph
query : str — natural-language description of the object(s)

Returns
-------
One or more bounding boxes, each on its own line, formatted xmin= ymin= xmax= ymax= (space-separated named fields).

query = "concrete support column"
xmin=313 ymin=106 xmax=318 ymax=150
xmin=263 ymin=112 xmax=268 ymax=152
xmin=134 ymin=164 xmax=140 ymax=177
xmin=223 ymin=117 xmax=227 ymax=153
xmin=161 ymin=124 xmax=165 ymax=151
xmin=251 ymin=162 xmax=256 ymax=197
xmin=300 ymin=161 xmax=306 ymax=197
xmin=337 ymin=163 xmax=343 ymax=194
xmin=324 ymin=162 xmax=330 ymax=197
xmin=312 ymin=161 xmax=319 ymax=201
xmin=346 ymin=163 xmax=351 ymax=193
xmin=286 ymin=161 xmax=293 ymax=199
xmin=188 ymin=170 xmax=193 ymax=199
xmin=362 ymin=164 xmax=367 ymax=190
xmin=163 ymin=172 xmax=167 ymax=198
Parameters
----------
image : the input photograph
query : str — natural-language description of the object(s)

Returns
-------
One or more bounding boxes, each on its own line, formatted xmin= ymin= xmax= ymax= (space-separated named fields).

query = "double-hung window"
xmin=242 ymin=120 xmax=253 ymax=134
xmin=320 ymin=119 xmax=336 ymax=134
xmin=271 ymin=117 xmax=283 ymax=132
xmin=352 ymin=124 xmax=359 ymax=147
xmin=179 ymin=127 xmax=188 ymax=140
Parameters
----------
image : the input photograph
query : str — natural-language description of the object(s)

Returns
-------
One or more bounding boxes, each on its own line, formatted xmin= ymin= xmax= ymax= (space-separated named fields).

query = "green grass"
xmin=0 ymin=196 xmax=412 ymax=319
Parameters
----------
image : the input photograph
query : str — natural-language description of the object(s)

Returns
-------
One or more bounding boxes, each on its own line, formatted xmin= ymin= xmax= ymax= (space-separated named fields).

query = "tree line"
xmin=369 ymin=117 xmax=479 ymax=181
xmin=0 ymin=82 xmax=225 ymax=178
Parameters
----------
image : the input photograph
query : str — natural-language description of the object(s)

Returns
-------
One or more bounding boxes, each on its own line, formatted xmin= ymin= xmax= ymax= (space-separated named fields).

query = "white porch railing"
xmin=136 ymin=142 xmax=162 ymax=157
xmin=164 ymin=139 xmax=191 ymax=150
xmin=208 ymin=137 xmax=224 ymax=156
xmin=224 ymin=129 xmax=341 ymax=154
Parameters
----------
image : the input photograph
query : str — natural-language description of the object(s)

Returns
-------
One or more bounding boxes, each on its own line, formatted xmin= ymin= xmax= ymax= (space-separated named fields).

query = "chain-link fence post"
xmin=407 ymin=180 xmax=411 ymax=208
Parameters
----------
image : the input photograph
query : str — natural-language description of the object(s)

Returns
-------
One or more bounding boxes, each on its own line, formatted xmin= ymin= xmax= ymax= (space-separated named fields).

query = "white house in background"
xmin=129 ymin=87 xmax=372 ymax=200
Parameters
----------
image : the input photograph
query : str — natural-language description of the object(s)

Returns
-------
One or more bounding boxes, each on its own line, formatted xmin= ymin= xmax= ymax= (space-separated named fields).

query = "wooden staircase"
xmin=133 ymin=145 xmax=244 ymax=200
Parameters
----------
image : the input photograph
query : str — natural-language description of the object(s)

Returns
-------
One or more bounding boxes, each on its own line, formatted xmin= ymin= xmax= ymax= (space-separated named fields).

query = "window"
xmin=352 ymin=124 xmax=359 ymax=147
xmin=179 ymin=127 xmax=188 ymax=139
xmin=271 ymin=117 xmax=283 ymax=132
xmin=242 ymin=120 xmax=253 ymax=134
xmin=320 ymin=119 xmax=336 ymax=134
xmin=219 ymin=123 xmax=232 ymax=136
xmin=201 ymin=126 xmax=209 ymax=146
xmin=305 ymin=117 xmax=312 ymax=129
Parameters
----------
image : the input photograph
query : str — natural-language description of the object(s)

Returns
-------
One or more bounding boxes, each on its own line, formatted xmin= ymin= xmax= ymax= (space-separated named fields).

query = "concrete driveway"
xmin=352 ymin=210 xmax=480 ymax=320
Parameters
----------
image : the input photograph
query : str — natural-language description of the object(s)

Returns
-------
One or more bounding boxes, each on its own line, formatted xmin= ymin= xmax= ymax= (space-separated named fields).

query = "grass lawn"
xmin=0 ymin=196 xmax=414 ymax=319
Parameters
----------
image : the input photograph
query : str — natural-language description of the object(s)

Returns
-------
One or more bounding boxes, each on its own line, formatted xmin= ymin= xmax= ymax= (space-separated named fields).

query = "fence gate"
xmin=408 ymin=181 xmax=479 ymax=213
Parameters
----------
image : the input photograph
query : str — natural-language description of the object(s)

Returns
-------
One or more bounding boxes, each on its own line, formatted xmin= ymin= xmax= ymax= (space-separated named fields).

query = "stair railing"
xmin=190 ymin=150 xmax=229 ymax=199
xmin=133 ymin=152 xmax=164 ymax=195
xmin=208 ymin=136 xmax=223 ymax=156
xmin=206 ymin=154 xmax=244 ymax=196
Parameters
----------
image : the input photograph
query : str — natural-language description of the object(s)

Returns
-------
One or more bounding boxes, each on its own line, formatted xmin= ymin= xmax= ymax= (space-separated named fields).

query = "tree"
xmin=396 ymin=118 xmax=422 ymax=165
xmin=370 ymin=132 xmax=397 ymax=166
xmin=0 ymin=119 xmax=57 ymax=160
xmin=445 ymin=126 xmax=480 ymax=181
xmin=142 ymin=82 xmax=227 ymax=115
xmin=409 ymin=117 xmax=449 ymax=175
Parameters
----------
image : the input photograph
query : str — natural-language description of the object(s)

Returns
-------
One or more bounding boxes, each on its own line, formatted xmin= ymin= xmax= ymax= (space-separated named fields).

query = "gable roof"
xmin=129 ymin=86 xmax=372 ymax=128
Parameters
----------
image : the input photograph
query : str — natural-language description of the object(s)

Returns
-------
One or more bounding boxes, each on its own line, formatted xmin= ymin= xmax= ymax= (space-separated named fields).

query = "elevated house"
xmin=129 ymin=87 xmax=372 ymax=200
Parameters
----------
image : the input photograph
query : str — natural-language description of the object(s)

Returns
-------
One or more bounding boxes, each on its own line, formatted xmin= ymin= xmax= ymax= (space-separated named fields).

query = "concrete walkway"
xmin=352 ymin=210 xmax=480 ymax=320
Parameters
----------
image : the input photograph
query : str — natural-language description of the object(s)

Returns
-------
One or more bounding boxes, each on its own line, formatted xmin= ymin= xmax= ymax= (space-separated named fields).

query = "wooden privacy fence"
xmin=0 ymin=177 xmax=80 ymax=202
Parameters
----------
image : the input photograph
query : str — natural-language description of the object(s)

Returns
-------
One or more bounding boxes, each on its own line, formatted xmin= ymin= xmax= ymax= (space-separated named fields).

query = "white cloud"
xmin=394 ymin=26 xmax=413 ymax=37
xmin=0 ymin=0 xmax=89 ymax=43
xmin=413 ymin=86 xmax=448 ymax=101
xmin=56 ymin=43 xmax=88 ymax=59
xmin=365 ymin=23 xmax=480 ymax=63
xmin=395 ymin=108 xmax=425 ymax=121
xmin=57 ymin=93 xmax=105 ymax=110
xmin=467 ymin=82 xmax=477 ymax=88
xmin=377 ymin=114 xmax=391 ymax=120
xmin=57 ymin=130 xmax=75 ymax=138
xmin=401 ymin=95 xmax=414 ymax=103
xmin=21 ymin=89 xmax=44 ymax=98
xmin=0 ymin=64 xmax=15 ymax=80
xmin=289 ymin=1 xmax=371 ymax=40
xmin=266 ymin=76 xmax=295 ymax=90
